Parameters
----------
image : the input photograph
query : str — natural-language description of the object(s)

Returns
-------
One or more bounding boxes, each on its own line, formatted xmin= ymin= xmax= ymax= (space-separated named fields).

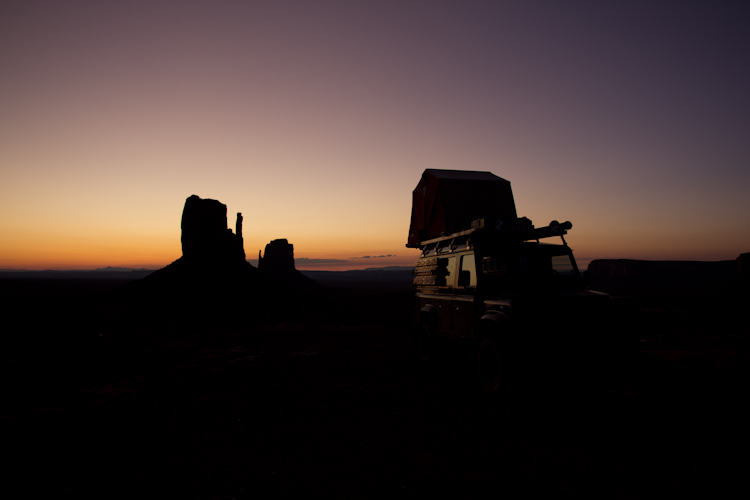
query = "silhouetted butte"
xmin=134 ymin=195 xmax=319 ymax=302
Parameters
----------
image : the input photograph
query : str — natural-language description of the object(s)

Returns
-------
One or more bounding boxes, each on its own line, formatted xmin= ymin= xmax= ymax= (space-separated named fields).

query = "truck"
xmin=408 ymin=169 xmax=635 ymax=393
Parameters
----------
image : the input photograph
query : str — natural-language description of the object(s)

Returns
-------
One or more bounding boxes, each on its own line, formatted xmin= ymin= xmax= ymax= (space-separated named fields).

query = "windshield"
xmin=480 ymin=243 xmax=581 ymax=292
xmin=551 ymin=254 xmax=578 ymax=276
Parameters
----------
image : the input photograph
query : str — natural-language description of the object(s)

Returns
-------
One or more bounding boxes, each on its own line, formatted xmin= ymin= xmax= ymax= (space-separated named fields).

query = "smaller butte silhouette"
xmin=258 ymin=239 xmax=294 ymax=272
xmin=257 ymin=238 xmax=318 ymax=290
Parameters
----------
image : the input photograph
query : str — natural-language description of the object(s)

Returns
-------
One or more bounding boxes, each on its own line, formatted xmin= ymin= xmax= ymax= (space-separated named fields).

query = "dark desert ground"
xmin=4 ymin=1 xmax=750 ymax=497
xmin=1 ymin=263 xmax=749 ymax=499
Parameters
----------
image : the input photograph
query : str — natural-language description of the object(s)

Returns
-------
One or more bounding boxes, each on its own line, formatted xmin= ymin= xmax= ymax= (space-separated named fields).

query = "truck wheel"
xmin=416 ymin=322 xmax=434 ymax=365
xmin=478 ymin=336 xmax=503 ymax=394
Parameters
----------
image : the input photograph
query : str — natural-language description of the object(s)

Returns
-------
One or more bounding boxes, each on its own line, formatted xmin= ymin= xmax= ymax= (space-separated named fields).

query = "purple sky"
xmin=2 ymin=1 xmax=749 ymax=269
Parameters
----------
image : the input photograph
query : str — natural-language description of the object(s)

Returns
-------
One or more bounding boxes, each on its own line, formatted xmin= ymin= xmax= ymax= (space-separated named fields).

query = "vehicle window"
xmin=436 ymin=256 xmax=457 ymax=286
xmin=482 ymin=257 xmax=506 ymax=274
xmin=551 ymin=255 xmax=577 ymax=276
xmin=458 ymin=254 xmax=476 ymax=287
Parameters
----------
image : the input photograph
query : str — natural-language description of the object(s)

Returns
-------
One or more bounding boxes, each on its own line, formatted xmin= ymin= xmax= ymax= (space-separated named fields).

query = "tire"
xmin=416 ymin=322 xmax=434 ymax=365
xmin=478 ymin=336 xmax=503 ymax=394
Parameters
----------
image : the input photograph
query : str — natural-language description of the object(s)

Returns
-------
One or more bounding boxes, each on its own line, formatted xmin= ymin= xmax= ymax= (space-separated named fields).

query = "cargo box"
xmin=407 ymin=169 xmax=517 ymax=248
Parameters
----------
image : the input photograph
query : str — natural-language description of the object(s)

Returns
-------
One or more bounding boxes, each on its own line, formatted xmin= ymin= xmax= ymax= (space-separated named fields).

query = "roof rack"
xmin=417 ymin=218 xmax=572 ymax=249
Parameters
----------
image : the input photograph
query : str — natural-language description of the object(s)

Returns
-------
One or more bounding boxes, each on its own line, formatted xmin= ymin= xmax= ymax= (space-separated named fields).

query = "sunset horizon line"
xmin=3 ymin=252 xmax=749 ymax=274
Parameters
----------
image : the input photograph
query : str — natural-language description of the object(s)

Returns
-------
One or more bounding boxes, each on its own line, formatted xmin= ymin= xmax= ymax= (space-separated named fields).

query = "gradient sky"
xmin=2 ymin=1 xmax=749 ymax=270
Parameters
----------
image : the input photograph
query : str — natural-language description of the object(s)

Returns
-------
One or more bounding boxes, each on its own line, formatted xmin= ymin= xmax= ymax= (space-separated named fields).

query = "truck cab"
xmin=413 ymin=220 xmax=635 ymax=393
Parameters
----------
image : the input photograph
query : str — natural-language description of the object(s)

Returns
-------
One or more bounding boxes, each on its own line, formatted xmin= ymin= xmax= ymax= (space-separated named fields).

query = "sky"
xmin=1 ymin=0 xmax=749 ymax=270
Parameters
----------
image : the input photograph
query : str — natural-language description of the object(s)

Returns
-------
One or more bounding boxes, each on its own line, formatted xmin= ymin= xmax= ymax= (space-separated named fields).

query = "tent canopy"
xmin=407 ymin=169 xmax=517 ymax=248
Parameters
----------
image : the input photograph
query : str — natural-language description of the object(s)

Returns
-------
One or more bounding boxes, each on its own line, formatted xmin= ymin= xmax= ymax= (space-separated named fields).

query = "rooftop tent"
xmin=407 ymin=169 xmax=517 ymax=248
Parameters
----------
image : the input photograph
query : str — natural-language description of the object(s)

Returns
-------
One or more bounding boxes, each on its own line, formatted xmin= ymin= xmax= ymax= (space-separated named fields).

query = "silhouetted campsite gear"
xmin=408 ymin=169 xmax=637 ymax=395
xmin=407 ymin=169 xmax=517 ymax=248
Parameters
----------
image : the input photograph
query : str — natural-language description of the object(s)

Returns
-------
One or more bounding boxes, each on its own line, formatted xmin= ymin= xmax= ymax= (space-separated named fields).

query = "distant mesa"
xmin=738 ymin=252 xmax=750 ymax=278
xmin=587 ymin=257 xmax=747 ymax=297
xmin=92 ymin=266 xmax=154 ymax=272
